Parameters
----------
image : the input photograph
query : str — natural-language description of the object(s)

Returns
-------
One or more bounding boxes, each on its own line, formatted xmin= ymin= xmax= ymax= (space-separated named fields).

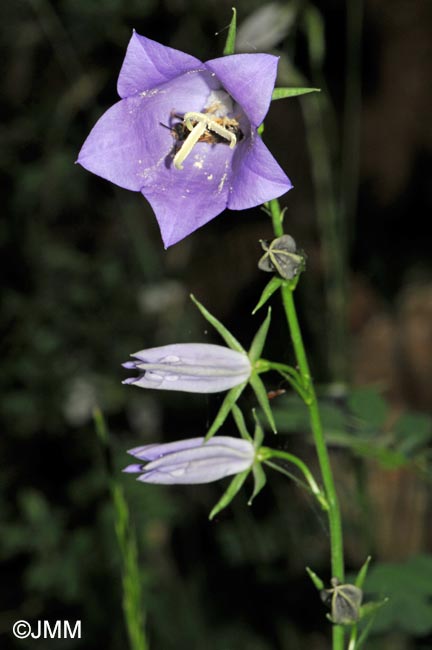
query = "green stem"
xmin=281 ymin=283 xmax=345 ymax=649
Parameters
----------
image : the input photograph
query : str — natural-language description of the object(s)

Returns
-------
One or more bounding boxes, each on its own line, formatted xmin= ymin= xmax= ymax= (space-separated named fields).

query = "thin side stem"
xmin=261 ymin=447 xmax=328 ymax=509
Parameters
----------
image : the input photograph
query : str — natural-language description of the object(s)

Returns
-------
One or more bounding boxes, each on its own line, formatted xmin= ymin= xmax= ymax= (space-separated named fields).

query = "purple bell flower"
xmin=122 ymin=343 xmax=251 ymax=393
xmin=123 ymin=436 xmax=255 ymax=484
xmin=77 ymin=32 xmax=292 ymax=247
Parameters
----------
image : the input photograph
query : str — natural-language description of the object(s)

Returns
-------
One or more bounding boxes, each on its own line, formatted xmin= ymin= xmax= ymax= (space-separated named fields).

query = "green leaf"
xmin=248 ymin=308 xmax=271 ymax=363
xmin=190 ymin=294 xmax=245 ymax=352
xmin=250 ymin=373 xmax=276 ymax=433
xmin=223 ymin=7 xmax=237 ymax=55
xmin=206 ymin=383 xmax=247 ymax=440
xmin=348 ymin=387 xmax=388 ymax=429
xmin=271 ymin=87 xmax=321 ymax=100
xmin=209 ymin=468 xmax=249 ymax=520
xmin=248 ymin=463 xmax=266 ymax=505
xmin=252 ymin=277 xmax=283 ymax=314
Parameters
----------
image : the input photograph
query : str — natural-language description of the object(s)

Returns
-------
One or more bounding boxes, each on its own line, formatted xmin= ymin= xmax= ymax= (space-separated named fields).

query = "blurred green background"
xmin=1 ymin=1 xmax=432 ymax=649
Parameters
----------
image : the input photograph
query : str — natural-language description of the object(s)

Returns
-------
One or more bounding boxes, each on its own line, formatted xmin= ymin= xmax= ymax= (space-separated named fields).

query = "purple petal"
xmin=117 ymin=32 xmax=202 ymax=98
xmin=128 ymin=435 xmax=252 ymax=460
xmin=123 ymin=343 xmax=251 ymax=393
xmin=138 ymin=457 xmax=249 ymax=484
xmin=142 ymin=145 xmax=231 ymax=248
xmin=228 ymin=134 xmax=293 ymax=210
xmin=122 ymin=464 xmax=144 ymax=473
xmin=77 ymin=69 xmax=227 ymax=208
xmin=133 ymin=437 xmax=255 ymax=484
xmin=205 ymin=53 xmax=278 ymax=126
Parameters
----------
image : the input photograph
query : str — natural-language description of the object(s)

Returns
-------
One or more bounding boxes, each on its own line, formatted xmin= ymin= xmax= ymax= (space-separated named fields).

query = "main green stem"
xmin=282 ymin=285 xmax=345 ymax=649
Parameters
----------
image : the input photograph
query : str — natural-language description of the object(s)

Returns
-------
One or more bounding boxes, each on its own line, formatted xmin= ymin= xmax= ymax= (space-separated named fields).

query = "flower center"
xmin=170 ymin=92 xmax=244 ymax=170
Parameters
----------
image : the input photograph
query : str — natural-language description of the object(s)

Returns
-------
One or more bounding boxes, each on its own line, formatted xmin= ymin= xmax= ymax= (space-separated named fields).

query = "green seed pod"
xmin=258 ymin=235 xmax=305 ymax=280
xmin=320 ymin=578 xmax=363 ymax=625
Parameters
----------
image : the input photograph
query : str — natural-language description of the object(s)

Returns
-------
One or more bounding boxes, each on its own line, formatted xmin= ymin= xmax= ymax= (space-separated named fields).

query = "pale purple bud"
xmin=123 ymin=436 xmax=255 ymax=484
xmin=122 ymin=343 xmax=251 ymax=393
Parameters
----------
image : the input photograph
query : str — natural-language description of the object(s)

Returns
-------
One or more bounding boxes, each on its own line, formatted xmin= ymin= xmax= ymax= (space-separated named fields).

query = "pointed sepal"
xmin=231 ymin=404 xmax=253 ymax=442
xmin=249 ymin=373 xmax=277 ymax=433
xmin=223 ymin=7 xmax=237 ymax=55
xmin=248 ymin=462 xmax=266 ymax=505
xmin=205 ymin=383 xmax=247 ymax=440
xmin=355 ymin=556 xmax=372 ymax=589
xmin=272 ymin=87 xmax=320 ymax=101
xmin=248 ymin=308 xmax=271 ymax=363
xmin=190 ymin=294 xmax=245 ymax=353
xmin=252 ymin=276 xmax=283 ymax=314
xmin=306 ymin=566 xmax=325 ymax=591
xmin=209 ymin=468 xmax=249 ymax=520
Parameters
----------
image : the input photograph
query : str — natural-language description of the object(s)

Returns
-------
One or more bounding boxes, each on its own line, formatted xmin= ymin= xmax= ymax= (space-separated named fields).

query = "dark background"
xmin=1 ymin=1 xmax=431 ymax=649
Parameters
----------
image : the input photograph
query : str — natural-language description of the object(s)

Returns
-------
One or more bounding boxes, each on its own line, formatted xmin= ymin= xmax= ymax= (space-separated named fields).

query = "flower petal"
xmin=205 ymin=53 xmax=278 ymax=126
xmin=138 ymin=457 xmax=251 ymax=484
xmin=77 ymin=69 xmax=223 ymax=194
xmin=123 ymin=343 xmax=251 ymax=393
xmin=136 ymin=438 xmax=254 ymax=484
xmin=117 ymin=31 xmax=202 ymax=98
xmin=128 ymin=436 xmax=253 ymax=461
xmin=228 ymin=134 xmax=293 ymax=210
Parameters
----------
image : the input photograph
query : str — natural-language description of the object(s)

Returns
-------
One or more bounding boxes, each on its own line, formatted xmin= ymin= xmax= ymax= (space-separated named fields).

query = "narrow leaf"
xmin=272 ymin=87 xmax=321 ymax=100
xmin=248 ymin=308 xmax=271 ymax=363
xmin=223 ymin=7 xmax=237 ymax=55
xmin=252 ymin=276 xmax=283 ymax=314
xmin=250 ymin=373 xmax=277 ymax=433
xmin=190 ymin=294 xmax=245 ymax=352
xmin=209 ymin=468 xmax=249 ymax=519
xmin=206 ymin=383 xmax=247 ymax=440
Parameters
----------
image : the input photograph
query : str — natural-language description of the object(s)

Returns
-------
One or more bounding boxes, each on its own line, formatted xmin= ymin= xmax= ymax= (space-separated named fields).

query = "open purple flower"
xmin=77 ymin=32 xmax=292 ymax=247
xmin=123 ymin=436 xmax=255 ymax=484
xmin=122 ymin=343 xmax=251 ymax=393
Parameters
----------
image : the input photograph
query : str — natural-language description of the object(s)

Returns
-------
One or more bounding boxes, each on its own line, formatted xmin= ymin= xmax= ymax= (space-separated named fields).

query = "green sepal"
xmin=248 ymin=308 xmax=271 ymax=363
xmin=252 ymin=412 xmax=265 ymax=448
xmin=223 ymin=7 xmax=237 ymax=56
xmin=355 ymin=556 xmax=372 ymax=589
xmin=306 ymin=566 xmax=325 ymax=591
xmin=249 ymin=373 xmax=277 ymax=433
xmin=231 ymin=404 xmax=253 ymax=442
xmin=248 ymin=463 xmax=266 ymax=505
xmin=190 ymin=294 xmax=245 ymax=352
xmin=359 ymin=598 xmax=389 ymax=622
xmin=272 ymin=87 xmax=321 ymax=100
xmin=257 ymin=122 xmax=265 ymax=136
xmin=209 ymin=468 xmax=249 ymax=520
xmin=252 ymin=277 xmax=283 ymax=314
xmin=205 ymin=383 xmax=247 ymax=440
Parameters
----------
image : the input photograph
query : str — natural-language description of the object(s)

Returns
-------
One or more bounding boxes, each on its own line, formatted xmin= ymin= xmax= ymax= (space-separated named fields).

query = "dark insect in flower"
xmin=258 ymin=234 xmax=305 ymax=280
xmin=320 ymin=578 xmax=363 ymax=625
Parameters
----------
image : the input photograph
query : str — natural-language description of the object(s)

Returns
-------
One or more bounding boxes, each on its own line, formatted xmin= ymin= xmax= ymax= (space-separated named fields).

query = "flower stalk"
xmin=269 ymin=200 xmax=345 ymax=650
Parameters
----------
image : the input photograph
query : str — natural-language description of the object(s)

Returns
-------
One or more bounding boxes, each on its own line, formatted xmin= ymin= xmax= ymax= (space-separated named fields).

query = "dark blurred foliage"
xmin=1 ymin=1 xmax=431 ymax=649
